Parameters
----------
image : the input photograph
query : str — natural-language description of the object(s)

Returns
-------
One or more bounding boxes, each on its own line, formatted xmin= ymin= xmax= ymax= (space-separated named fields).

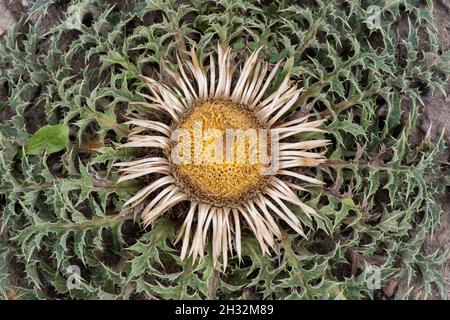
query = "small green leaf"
xmin=25 ymin=124 xmax=70 ymax=155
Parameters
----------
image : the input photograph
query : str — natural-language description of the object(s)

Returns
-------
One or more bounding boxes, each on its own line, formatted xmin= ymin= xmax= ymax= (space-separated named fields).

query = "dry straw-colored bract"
xmin=115 ymin=45 xmax=330 ymax=268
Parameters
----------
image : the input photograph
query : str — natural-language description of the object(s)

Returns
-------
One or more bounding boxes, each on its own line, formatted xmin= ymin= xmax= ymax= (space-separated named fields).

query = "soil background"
xmin=399 ymin=0 xmax=450 ymax=299
xmin=0 ymin=0 xmax=449 ymax=299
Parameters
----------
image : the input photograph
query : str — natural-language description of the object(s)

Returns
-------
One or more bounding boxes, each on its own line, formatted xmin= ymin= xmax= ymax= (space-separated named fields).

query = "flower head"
xmin=116 ymin=45 xmax=330 ymax=268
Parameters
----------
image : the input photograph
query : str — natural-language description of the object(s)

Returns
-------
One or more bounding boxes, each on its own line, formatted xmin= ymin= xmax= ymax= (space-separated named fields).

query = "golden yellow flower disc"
xmin=170 ymin=100 xmax=269 ymax=206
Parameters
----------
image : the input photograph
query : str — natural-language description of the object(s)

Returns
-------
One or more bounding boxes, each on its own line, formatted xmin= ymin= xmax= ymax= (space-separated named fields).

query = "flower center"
xmin=170 ymin=100 xmax=270 ymax=206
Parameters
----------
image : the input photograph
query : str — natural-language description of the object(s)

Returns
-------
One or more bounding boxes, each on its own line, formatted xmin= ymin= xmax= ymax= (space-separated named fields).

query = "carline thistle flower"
xmin=115 ymin=45 xmax=331 ymax=268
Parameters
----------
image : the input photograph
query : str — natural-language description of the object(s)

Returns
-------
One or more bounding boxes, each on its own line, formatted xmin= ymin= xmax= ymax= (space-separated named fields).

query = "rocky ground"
xmin=0 ymin=0 xmax=449 ymax=299
xmin=0 ymin=1 xmax=18 ymax=37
